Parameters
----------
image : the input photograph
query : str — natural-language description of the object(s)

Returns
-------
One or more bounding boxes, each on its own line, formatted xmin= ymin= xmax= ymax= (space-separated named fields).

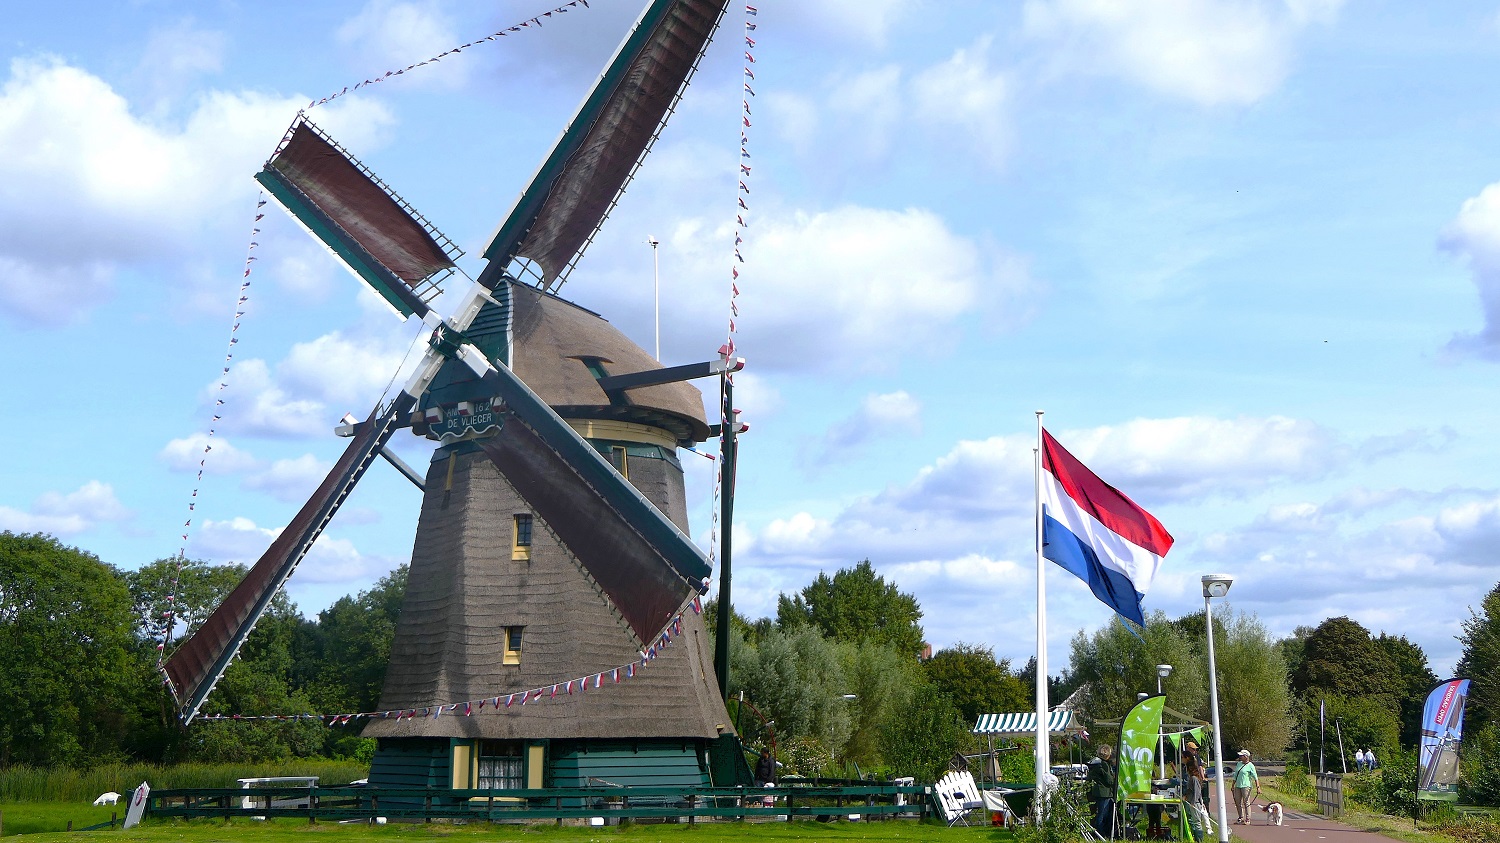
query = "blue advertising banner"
xmin=1418 ymin=678 xmax=1470 ymax=802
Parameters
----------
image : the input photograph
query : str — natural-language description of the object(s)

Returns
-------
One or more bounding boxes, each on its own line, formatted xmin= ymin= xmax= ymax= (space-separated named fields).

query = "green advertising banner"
xmin=1117 ymin=694 xmax=1166 ymax=801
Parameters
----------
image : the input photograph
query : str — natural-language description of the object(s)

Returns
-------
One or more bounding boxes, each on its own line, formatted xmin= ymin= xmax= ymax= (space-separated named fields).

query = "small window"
xmin=504 ymin=626 xmax=523 ymax=665
xmin=610 ymin=446 xmax=629 ymax=478
xmin=512 ymin=514 xmax=532 ymax=561
xmin=477 ymin=741 xmax=523 ymax=790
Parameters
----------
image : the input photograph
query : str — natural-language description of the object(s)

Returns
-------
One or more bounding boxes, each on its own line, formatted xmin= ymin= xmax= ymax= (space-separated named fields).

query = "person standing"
xmin=1232 ymin=750 xmax=1261 ymax=824
xmin=755 ymin=748 xmax=776 ymax=787
xmin=1354 ymin=748 xmax=1366 ymax=772
xmin=1087 ymin=744 xmax=1118 ymax=838
xmin=1181 ymin=740 xmax=1208 ymax=840
xmin=1366 ymin=748 xmax=1378 ymax=770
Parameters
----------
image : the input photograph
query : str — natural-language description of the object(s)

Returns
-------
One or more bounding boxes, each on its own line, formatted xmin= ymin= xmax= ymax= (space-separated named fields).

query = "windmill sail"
xmin=162 ymin=395 xmax=415 ymax=721
xmin=256 ymin=117 xmax=461 ymax=318
xmin=480 ymin=0 xmax=729 ymax=291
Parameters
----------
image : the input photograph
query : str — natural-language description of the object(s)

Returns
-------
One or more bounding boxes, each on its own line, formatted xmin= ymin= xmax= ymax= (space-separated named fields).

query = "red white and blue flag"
xmin=1041 ymin=429 xmax=1173 ymax=626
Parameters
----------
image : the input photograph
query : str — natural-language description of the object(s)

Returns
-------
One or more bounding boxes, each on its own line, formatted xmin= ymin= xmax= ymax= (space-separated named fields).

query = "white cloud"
xmin=136 ymin=20 xmax=227 ymax=109
xmin=214 ymin=329 xmax=417 ymax=438
xmin=0 ymin=56 xmax=395 ymax=324
xmin=159 ymin=434 xmax=259 ymax=474
xmin=0 ymin=481 xmax=131 ymax=536
xmin=244 ymin=455 xmax=333 ymax=503
xmin=1022 ymin=0 xmax=1343 ymax=106
xmin=1440 ymin=181 xmax=1500 ymax=358
xmin=194 ymin=516 xmax=399 ymax=588
xmin=775 ymin=0 xmax=910 ymax=48
xmin=911 ymin=38 xmax=1011 ymax=170
xmin=809 ymin=390 xmax=922 ymax=464
xmin=337 ymin=0 xmax=468 ymax=90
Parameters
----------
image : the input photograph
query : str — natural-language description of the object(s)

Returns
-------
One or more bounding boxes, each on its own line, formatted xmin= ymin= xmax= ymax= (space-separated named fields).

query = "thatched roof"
xmin=510 ymin=283 xmax=710 ymax=445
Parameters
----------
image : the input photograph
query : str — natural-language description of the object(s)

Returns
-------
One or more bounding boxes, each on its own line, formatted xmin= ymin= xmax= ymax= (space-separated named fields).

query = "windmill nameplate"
xmin=425 ymin=399 xmax=504 ymax=442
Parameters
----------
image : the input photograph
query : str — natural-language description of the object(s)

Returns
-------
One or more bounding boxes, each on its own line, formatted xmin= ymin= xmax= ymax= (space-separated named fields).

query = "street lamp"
xmin=1157 ymin=664 xmax=1173 ymax=778
xmin=1202 ymin=574 xmax=1234 ymax=843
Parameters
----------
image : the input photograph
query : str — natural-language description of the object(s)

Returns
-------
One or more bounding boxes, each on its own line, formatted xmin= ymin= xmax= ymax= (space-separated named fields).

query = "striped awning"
xmin=972 ymin=711 xmax=1081 ymax=736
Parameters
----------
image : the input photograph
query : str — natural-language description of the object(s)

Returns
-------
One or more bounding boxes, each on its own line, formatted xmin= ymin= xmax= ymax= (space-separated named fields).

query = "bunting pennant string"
xmin=304 ymin=0 xmax=593 ymax=111
xmin=154 ymin=193 xmax=268 ymax=670
xmin=708 ymin=5 xmax=758 ymax=571
xmin=195 ymin=601 xmax=695 ymax=722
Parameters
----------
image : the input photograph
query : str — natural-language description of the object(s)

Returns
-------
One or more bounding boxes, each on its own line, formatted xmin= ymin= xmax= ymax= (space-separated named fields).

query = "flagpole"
xmin=1035 ymin=410 xmax=1051 ymax=797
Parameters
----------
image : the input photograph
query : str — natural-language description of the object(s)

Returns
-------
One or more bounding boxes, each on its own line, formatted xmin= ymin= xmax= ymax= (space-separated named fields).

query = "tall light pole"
xmin=1157 ymin=664 xmax=1173 ymax=779
xmin=647 ymin=236 xmax=660 ymax=361
xmin=1202 ymin=574 xmax=1234 ymax=843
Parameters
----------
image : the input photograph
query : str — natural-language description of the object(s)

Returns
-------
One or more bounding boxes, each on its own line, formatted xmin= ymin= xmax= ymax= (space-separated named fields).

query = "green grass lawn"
xmin=0 ymin=802 xmax=1015 ymax=842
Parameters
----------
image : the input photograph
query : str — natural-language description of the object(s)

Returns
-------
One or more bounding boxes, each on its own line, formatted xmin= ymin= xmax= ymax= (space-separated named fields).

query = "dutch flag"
xmin=1041 ymin=429 xmax=1172 ymax=626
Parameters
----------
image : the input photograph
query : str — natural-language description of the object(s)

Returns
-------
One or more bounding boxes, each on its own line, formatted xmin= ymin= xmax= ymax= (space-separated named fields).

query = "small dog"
xmin=1260 ymin=801 xmax=1284 ymax=826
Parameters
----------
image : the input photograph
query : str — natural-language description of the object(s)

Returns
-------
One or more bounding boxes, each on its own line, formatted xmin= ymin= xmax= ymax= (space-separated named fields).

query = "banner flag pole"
xmin=1035 ymin=410 xmax=1051 ymax=798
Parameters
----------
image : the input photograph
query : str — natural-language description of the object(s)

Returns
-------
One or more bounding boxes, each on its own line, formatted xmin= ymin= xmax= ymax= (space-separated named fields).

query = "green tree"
xmin=1066 ymin=611 xmax=1206 ymax=731
xmin=1457 ymin=582 xmax=1500 ymax=734
xmin=838 ymin=638 xmax=920 ymax=767
xmin=1293 ymin=616 xmax=1397 ymax=701
xmin=1213 ymin=609 xmax=1292 ymax=757
xmin=0 ymin=532 xmax=141 ymax=766
xmin=924 ymin=643 xmax=1029 ymax=725
xmin=729 ymin=625 xmax=852 ymax=765
xmin=879 ymin=679 xmax=966 ymax=782
xmin=124 ymin=556 xmax=252 ymax=643
xmin=1372 ymin=633 xmax=1436 ymax=748
xmin=776 ymin=560 xmax=924 ymax=657
xmin=304 ymin=565 xmax=406 ymax=713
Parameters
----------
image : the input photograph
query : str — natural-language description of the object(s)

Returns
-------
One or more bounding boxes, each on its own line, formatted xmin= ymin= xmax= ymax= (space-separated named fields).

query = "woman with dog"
xmin=1231 ymin=750 xmax=1261 ymax=824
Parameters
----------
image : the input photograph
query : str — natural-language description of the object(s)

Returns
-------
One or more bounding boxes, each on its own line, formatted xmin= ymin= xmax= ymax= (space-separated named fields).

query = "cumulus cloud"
xmin=1440 ymin=181 xmax=1500 ymax=358
xmin=213 ymin=329 xmax=419 ymax=438
xmin=193 ymin=515 xmax=404 ymax=608
xmin=1022 ymin=0 xmax=1344 ymax=106
xmin=159 ymin=434 xmax=259 ymax=474
xmin=808 ymin=390 xmax=922 ymax=464
xmin=0 ymin=481 xmax=132 ymax=536
xmin=767 ymin=38 xmax=1012 ymax=174
xmin=244 ymin=455 xmax=333 ymax=503
xmin=0 ymin=57 xmax=394 ymax=324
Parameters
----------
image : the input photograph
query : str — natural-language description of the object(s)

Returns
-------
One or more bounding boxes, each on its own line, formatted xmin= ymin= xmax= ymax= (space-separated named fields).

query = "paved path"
xmin=1230 ymin=807 xmax=1408 ymax=843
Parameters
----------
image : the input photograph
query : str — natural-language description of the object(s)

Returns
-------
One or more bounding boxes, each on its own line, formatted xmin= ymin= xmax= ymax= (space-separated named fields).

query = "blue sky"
xmin=3 ymin=0 xmax=1499 ymax=681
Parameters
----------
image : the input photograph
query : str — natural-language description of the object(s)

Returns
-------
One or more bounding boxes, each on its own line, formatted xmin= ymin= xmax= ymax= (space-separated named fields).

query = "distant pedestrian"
xmin=1088 ymin=744 xmax=1118 ymax=838
xmin=1232 ymin=750 xmax=1261 ymax=825
xmin=756 ymin=748 xmax=776 ymax=786
xmin=1354 ymin=748 xmax=1366 ymax=772
xmin=1366 ymin=749 xmax=1378 ymax=770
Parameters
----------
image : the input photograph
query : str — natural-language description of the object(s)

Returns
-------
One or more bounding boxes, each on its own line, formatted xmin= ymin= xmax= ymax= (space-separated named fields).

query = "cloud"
xmin=194 ymin=516 xmax=402 ymax=591
xmin=244 ymin=455 xmax=333 ymax=503
xmin=1440 ymin=181 xmax=1500 ymax=358
xmin=0 ymin=56 xmax=395 ymax=324
xmin=159 ymin=434 xmax=259 ymax=474
xmin=0 ymin=481 xmax=132 ymax=537
xmin=638 ymin=204 xmax=1027 ymax=373
xmin=135 ymin=20 xmax=227 ymax=109
xmin=1022 ymin=0 xmax=1344 ymax=106
xmin=214 ymin=328 xmax=420 ymax=438
xmin=337 ymin=0 xmax=468 ymax=90
xmin=809 ymin=390 xmax=922 ymax=464
xmin=911 ymin=37 xmax=1011 ymax=170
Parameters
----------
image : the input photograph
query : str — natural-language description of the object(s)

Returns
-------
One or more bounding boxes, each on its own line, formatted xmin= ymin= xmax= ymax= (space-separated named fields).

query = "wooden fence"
xmin=1314 ymin=773 xmax=1343 ymax=817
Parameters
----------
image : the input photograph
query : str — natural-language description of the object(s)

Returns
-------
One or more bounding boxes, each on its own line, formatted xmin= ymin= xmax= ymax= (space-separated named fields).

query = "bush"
xmin=0 ymin=760 xmax=368 ymax=803
xmin=1280 ymin=763 xmax=1313 ymax=798
xmin=1016 ymin=786 xmax=1091 ymax=843
xmin=1345 ymin=749 xmax=1419 ymax=817
xmin=1463 ymin=724 xmax=1500 ymax=807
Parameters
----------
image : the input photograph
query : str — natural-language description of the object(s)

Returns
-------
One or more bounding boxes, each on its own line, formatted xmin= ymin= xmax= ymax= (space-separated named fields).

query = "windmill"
xmin=162 ymin=0 xmax=752 ymax=791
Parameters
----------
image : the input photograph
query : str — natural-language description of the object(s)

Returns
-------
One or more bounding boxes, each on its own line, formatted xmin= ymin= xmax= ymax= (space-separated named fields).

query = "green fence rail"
xmin=148 ymin=783 xmax=933 ymax=824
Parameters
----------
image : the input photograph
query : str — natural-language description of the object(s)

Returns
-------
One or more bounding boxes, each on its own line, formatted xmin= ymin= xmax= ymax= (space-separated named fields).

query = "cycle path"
xmin=1229 ymin=806 xmax=1409 ymax=843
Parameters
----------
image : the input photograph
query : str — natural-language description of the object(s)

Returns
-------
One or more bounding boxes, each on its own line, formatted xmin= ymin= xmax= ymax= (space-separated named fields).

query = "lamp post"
xmin=1157 ymin=664 xmax=1173 ymax=779
xmin=1202 ymin=574 xmax=1234 ymax=843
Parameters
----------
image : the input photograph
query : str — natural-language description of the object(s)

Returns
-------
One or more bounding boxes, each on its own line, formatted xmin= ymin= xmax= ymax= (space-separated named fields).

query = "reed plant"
xmin=0 ymin=760 xmax=367 ymax=803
